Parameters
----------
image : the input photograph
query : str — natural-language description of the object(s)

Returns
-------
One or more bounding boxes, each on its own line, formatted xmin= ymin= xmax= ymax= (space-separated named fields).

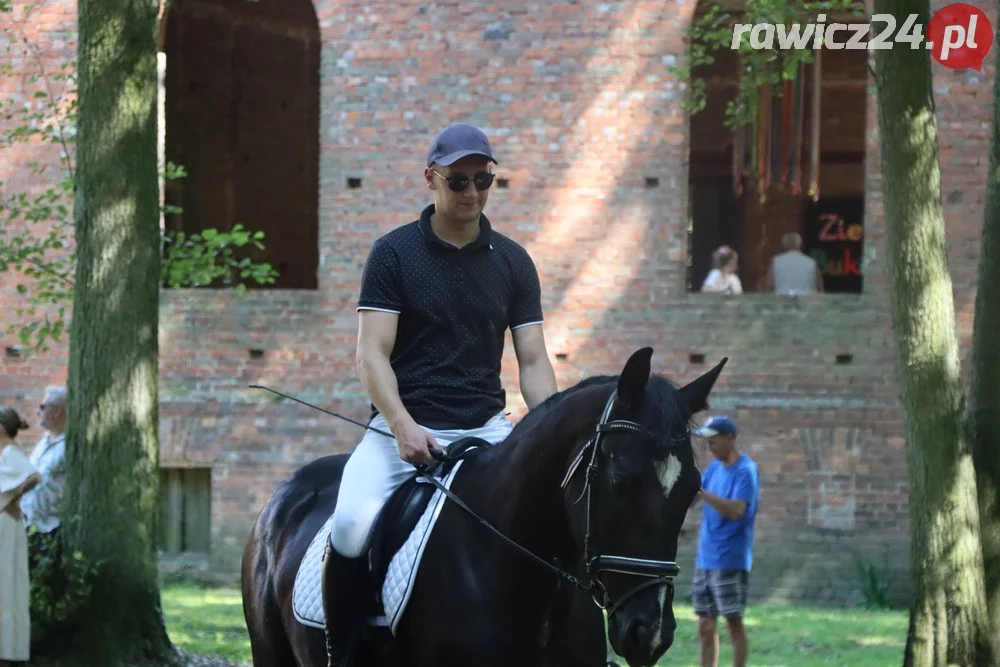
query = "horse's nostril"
xmin=626 ymin=618 xmax=653 ymax=646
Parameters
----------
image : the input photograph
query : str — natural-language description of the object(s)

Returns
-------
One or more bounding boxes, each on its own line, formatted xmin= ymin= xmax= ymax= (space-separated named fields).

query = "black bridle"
xmin=415 ymin=388 xmax=681 ymax=618
xmin=250 ymin=384 xmax=682 ymax=619
xmin=557 ymin=388 xmax=681 ymax=617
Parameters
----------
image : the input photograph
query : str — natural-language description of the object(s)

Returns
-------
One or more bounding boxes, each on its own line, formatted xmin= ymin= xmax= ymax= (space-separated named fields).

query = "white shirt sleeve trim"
xmin=511 ymin=320 xmax=544 ymax=331
xmin=356 ymin=306 xmax=402 ymax=314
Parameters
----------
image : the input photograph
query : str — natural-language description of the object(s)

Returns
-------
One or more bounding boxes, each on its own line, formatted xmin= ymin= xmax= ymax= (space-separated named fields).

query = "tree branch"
xmin=15 ymin=19 xmax=76 ymax=175
xmin=24 ymin=255 xmax=76 ymax=286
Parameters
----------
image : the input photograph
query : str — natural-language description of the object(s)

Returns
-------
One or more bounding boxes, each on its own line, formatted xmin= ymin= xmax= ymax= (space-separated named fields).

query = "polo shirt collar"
xmin=418 ymin=204 xmax=493 ymax=252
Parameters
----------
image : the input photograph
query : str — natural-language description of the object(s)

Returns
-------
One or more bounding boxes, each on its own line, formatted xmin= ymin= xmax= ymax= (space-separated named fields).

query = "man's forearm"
xmin=20 ymin=475 xmax=62 ymax=525
xmin=699 ymin=490 xmax=746 ymax=520
xmin=357 ymin=352 xmax=411 ymax=429
xmin=519 ymin=358 xmax=558 ymax=409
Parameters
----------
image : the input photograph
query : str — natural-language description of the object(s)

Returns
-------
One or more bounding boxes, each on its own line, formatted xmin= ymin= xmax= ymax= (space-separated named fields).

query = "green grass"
xmin=161 ymin=582 xmax=907 ymax=666
xmin=649 ymin=603 xmax=906 ymax=666
xmin=162 ymin=582 xmax=251 ymax=663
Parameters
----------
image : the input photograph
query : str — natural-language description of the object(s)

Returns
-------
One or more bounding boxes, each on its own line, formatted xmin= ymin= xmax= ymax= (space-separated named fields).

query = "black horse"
xmin=241 ymin=347 xmax=727 ymax=667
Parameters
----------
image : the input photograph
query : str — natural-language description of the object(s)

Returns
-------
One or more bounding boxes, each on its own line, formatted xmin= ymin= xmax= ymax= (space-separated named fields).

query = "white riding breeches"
xmin=329 ymin=411 xmax=514 ymax=558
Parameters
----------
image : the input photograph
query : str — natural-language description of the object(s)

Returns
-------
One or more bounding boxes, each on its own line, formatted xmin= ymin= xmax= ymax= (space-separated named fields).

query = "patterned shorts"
xmin=691 ymin=568 xmax=749 ymax=619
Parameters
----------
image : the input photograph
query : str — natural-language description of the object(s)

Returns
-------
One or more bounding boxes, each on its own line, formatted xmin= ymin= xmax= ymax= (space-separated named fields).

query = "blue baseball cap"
xmin=695 ymin=415 xmax=738 ymax=437
xmin=426 ymin=123 xmax=498 ymax=167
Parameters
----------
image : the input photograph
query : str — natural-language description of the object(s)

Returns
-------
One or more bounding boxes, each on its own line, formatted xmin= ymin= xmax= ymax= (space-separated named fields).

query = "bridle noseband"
xmin=416 ymin=388 xmax=682 ymax=620
xmin=559 ymin=388 xmax=681 ymax=617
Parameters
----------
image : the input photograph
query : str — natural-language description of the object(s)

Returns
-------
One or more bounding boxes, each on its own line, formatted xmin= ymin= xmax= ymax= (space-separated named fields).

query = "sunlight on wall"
xmin=541 ymin=200 xmax=652 ymax=352
xmin=498 ymin=1 xmax=706 ymax=414
xmin=523 ymin=2 xmax=668 ymax=364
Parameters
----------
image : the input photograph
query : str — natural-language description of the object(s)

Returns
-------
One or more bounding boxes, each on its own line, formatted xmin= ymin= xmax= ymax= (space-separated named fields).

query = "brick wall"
xmin=1 ymin=0 xmax=996 ymax=606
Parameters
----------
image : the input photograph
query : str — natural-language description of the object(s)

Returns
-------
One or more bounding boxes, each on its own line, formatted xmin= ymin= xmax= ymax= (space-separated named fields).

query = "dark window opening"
xmin=158 ymin=467 xmax=211 ymax=555
xmin=162 ymin=0 xmax=321 ymax=290
xmin=687 ymin=14 xmax=868 ymax=295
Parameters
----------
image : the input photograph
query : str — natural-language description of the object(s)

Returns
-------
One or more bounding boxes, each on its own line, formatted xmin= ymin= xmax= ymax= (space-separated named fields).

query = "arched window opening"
xmin=687 ymin=12 xmax=868 ymax=295
xmin=161 ymin=0 xmax=320 ymax=290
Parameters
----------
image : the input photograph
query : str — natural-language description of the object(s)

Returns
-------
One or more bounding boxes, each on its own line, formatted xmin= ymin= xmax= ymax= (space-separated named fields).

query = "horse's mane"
xmin=506 ymin=374 xmax=617 ymax=440
xmin=483 ymin=372 xmax=693 ymax=464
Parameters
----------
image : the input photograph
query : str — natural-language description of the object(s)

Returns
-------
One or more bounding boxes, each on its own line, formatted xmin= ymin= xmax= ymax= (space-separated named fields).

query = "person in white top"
xmin=0 ymin=407 xmax=41 ymax=667
xmin=701 ymin=245 xmax=744 ymax=295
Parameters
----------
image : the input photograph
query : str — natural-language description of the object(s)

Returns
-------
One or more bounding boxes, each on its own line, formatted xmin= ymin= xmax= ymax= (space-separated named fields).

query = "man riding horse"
xmin=322 ymin=122 xmax=560 ymax=667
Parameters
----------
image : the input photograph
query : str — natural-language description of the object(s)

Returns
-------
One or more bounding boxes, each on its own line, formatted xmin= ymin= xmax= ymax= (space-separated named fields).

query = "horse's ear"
xmin=678 ymin=357 xmax=728 ymax=416
xmin=617 ymin=347 xmax=653 ymax=413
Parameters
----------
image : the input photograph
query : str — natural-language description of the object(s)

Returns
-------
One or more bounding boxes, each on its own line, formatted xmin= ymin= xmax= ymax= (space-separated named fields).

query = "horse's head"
xmin=563 ymin=347 xmax=726 ymax=667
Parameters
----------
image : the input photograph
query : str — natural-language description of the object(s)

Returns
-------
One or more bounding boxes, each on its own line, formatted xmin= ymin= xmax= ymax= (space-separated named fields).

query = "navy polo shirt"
xmin=356 ymin=204 xmax=544 ymax=430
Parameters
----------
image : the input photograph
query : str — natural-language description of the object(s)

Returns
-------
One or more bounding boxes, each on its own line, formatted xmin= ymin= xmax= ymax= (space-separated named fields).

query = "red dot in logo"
xmin=927 ymin=3 xmax=994 ymax=72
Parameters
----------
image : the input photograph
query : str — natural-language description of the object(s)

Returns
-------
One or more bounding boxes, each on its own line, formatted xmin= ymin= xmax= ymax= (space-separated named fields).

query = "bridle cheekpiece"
xmin=558 ymin=388 xmax=682 ymax=616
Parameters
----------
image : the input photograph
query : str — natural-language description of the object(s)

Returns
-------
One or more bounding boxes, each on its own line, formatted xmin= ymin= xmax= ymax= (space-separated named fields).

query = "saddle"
xmin=357 ymin=437 xmax=489 ymax=609
xmin=294 ymin=437 xmax=492 ymax=639
xmin=369 ymin=437 xmax=485 ymax=590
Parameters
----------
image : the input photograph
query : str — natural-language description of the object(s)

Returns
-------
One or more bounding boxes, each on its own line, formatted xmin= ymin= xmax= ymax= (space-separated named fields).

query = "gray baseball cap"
xmin=426 ymin=123 xmax=498 ymax=167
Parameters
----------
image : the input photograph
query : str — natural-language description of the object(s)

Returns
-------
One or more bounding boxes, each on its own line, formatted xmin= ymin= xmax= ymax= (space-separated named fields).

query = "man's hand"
xmin=392 ymin=416 xmax=444 ymax=467
xmin=699 ymin=488 xmax=748 ymax=521
xmin=3 ymin=500 xmax=23 ymax=521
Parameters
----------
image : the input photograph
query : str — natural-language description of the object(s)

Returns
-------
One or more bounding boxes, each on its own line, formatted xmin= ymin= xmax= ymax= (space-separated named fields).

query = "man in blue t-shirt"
xmin=692 ymin=415 xmax=760 ymax=667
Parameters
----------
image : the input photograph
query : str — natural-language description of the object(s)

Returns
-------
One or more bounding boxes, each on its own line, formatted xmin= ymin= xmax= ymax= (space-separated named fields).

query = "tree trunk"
xmin=872 ymin=0 xmax=995 ymax=665
xmin=969 ymin=18 xmax=1000 ymax=654
xmin=62 ymin=0 xmax=174 ymax=662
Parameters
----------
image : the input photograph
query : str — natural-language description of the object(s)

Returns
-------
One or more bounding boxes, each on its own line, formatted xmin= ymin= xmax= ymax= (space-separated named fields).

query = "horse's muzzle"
xmin=610 ymin=612 xmax=674 ymax=667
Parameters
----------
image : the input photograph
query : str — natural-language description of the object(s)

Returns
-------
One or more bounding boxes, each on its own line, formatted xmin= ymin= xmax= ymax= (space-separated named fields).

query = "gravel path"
xmin=26 ymin=650 xmax=250 ymax=667
xmin=174 ymin=650 xmax=250 ymax=667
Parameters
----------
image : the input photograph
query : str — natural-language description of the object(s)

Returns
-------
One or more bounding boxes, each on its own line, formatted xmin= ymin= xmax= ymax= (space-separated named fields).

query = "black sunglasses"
xmin=432 ymin=169 xmax=495 ymax=192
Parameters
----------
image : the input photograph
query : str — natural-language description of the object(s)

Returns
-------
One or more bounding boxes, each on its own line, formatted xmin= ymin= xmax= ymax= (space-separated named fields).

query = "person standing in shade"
xmin=0 ymin=407 xmax=41 ymax=667
xmin=691 ymin=415 xmax=760 ymax=667
xmin=20 ymin=386 xmax=67 ymax=569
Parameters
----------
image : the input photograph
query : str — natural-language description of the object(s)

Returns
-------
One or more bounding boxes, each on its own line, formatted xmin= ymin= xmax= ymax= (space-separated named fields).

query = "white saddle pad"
xmin=291 ymin=459 xmax=467 ymax=635
xmin=292 ymin=510 xmax=333 ymax=629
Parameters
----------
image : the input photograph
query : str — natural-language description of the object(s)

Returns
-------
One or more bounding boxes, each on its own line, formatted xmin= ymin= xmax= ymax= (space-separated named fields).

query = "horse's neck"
xmin=485 ymin=383 xmax=611 ymax=548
